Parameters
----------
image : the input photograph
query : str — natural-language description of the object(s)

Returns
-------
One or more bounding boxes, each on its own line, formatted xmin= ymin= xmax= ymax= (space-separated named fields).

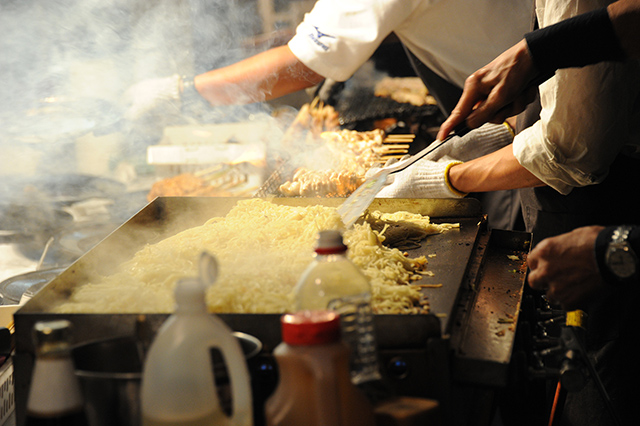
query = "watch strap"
xmin=180 ymin=75 xmax=210 ymax=115
xmin=595 ymin=226 xmax=616 ymax=283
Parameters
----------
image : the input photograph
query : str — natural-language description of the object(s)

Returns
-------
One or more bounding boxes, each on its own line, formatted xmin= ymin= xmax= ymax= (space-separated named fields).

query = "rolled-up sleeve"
xmin=513 ymin=60 xmax=640 ymax=195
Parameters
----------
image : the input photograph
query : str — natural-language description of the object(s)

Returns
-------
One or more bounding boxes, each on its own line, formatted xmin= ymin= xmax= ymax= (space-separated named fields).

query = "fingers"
xmin=438 ymin=69 xmax=511 ymax=140
xmin=527 ymin=265 xmax=546 ymax=292
xmin=438 ymin=112 xmax=466 ymax=141
xmin=526 ymin=239 xmax=551 ymax=292
xmin=437 ymin=73 xmax=490 ymax=140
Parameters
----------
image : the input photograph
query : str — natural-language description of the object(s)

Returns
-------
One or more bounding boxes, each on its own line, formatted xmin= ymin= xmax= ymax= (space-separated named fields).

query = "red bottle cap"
xmin=281 ymin=310 xmax=341 ymax=345
xmin=314 ymin=230 xmax=347 ymax=255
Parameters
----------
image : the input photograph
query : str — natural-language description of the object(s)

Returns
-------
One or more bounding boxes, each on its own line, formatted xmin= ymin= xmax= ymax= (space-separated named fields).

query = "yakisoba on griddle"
xmin=53 ymin=199 xmax=457 ymax=315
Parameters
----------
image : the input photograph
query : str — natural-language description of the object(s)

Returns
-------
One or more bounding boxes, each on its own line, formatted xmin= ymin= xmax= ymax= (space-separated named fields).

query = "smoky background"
xmin=0 ymin=0 xmax=314 ymax=178
xmin=0 ymin=0 xmax=291 ymax=107
xmin=0 ymin=0 xmax=317 ymax=269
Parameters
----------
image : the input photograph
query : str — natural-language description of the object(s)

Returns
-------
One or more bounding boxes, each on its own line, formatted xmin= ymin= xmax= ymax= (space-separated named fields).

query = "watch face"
xmin=608 ymin=248 xmax=637 ymax=278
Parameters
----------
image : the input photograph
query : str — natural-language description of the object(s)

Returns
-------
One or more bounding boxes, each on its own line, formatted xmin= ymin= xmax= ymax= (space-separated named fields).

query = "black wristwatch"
xmin=180 ymin=75 xmax=200 ymax=101
xmin=180 ymin=75 xmax=210 ymax=114
xmin=605 ymin=225 xmax=638 ymax=280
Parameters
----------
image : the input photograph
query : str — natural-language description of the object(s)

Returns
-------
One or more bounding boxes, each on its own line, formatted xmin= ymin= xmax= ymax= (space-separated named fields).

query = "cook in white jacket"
xmin=378 ymin=0 xmax=640 ymax=240
xmin=125 ymin=0 xmax=532 ymax=117
xmin=125 ymin=0 xmax=533 ymax=230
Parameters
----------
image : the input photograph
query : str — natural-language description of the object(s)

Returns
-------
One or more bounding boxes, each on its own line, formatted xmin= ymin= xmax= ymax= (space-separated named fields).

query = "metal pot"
xmin=71 ymin=332 xmax=263 ymax=426
xmin=0 ymin=267 xmax=66 ymax=306
xmin=0 ymin=202 xmax=75 ymax=266
xmin=3 ymin=97 xmax=124 ymax=144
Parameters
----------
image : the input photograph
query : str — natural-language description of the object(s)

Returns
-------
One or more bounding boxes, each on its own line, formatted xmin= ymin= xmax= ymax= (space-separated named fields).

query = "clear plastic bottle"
xmin=140 ymin=278 xmax=253 ymax=426
xmin=25 ymin=320 xmax=89 ymax=426
xmin=264 ymin=310 xmax=376 ymax=426
xmin=293 ymin=230 xmax=381 ymax=384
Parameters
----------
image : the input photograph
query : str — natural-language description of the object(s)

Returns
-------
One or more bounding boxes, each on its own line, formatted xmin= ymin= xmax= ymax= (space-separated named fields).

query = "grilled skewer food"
xmin=278 ymin=129 xmax=415 ymax=197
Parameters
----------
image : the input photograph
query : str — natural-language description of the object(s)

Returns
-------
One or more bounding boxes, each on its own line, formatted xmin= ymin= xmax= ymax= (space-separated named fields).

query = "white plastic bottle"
xmin=140 ymin=278 xmax=253 ymax=426
xmin=293 ymin=230 xmax=381 ymax=384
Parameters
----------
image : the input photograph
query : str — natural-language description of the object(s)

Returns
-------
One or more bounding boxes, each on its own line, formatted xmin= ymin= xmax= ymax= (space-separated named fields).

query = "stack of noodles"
xmin=53 ymin=199 xmax=458 ymax=314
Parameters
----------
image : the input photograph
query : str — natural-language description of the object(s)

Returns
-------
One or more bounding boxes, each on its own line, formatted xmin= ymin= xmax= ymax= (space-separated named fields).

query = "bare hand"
xmin=437 ymin=40 xmax=539 ymax=140
xmin=527 ymin=226 xmax=606 ymax=310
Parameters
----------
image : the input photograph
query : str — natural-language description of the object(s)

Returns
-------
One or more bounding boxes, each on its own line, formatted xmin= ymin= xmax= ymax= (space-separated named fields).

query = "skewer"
xmin=374 ymin=154 xmax=406 ymax=160
xmin=373 ymin=144 xmax=411 ymax=150
xmin=376 ymin=145 xmax=410 ymax=153
xmin=309 ymin=96 xmax=321 ymax=110
xmin=383 ymin=134 xmax=415 ymax=143
xmin=385 ymin=134 xmax=415 ymax=138
xmin=379 ymin=151 xmax=409 ymax=156
xmin=384 ymin=135 xmax=415 ymax=141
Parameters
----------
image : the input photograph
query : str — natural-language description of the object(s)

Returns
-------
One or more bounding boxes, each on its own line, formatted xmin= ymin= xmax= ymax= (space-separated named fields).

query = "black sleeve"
xmin=524 ymin=7 xmax=626 ymax=76
xmin=595 ymin=225 xmax=640 ymax=285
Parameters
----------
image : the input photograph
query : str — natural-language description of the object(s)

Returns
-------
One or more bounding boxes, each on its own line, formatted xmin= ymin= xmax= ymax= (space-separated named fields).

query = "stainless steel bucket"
xmin=72 ymin=336 xmax=143 ymax=426
xmin=72 ymin=332 xmax=263 ymax=426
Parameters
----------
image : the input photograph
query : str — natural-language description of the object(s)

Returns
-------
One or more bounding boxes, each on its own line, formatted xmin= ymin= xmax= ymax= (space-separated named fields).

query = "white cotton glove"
xmin=122 ymin=74 xmax=182 ymax=121
xmin=425 ymin=122 xmax=514 ymax=162
xmin=377 ymin=159 xmax=466 ymax=199
xmin=364 ymin=155 xmax=410 ymax=187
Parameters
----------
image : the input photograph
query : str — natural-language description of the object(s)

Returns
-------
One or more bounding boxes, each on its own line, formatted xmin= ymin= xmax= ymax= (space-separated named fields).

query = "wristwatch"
xmin=180 ymin=75 xmax=199 ymax=100
xmin=605 ymin=225 xmax=638 ymax=280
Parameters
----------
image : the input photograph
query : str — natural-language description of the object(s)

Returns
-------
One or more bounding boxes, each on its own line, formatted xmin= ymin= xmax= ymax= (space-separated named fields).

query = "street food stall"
xmin=0 ymin=1 xmax=549 ymax=425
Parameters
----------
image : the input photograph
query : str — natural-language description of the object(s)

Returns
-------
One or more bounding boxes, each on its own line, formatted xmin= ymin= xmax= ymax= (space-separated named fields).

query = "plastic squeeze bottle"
xmin=25 ymin=320 xmax=90 ymax=426
xmin=265 ymin=310 xmax=376 ymax=426
xmin=293 ymin=229 xmax=381 ymax=384
xmin=140 ymin=278 xmax=253 ymax=426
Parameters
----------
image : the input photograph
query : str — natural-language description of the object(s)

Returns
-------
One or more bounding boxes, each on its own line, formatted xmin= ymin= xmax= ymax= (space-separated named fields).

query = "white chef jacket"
xmin=287 ymin=0 xmax=533 ymax=88
xmin=513 ymin=0 xmax=640 ymax=195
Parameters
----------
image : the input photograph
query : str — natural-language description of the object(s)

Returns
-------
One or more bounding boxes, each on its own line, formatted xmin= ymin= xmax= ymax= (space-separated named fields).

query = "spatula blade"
xmin=337 ymin=171 xmax=389 ymax=228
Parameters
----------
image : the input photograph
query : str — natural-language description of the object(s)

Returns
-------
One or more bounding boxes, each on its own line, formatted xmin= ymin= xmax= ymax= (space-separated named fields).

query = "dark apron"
xmin=516 ymin=90 xmax=640 ymax=426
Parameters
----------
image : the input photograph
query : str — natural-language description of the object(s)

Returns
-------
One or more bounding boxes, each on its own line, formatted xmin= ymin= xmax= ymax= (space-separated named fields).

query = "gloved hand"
xmin=364 ymin=155 xmax=410 ymax=186
xmin=426 ymin=122 xmax=514 ymax=162
xmin=377 ymin=159 xmax=466 ymax=199
xmin=122 ymin=74 xmax=182 ymax=121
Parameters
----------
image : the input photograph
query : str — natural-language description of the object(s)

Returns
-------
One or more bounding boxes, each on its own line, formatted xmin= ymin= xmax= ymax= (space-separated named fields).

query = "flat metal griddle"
xmin=14 ymin=197 xmax=529 ymax=346
xmin=16 ymin=197 xmax=479 ymax=327
xmin=12 ymin=197 xmax=530 ymax=423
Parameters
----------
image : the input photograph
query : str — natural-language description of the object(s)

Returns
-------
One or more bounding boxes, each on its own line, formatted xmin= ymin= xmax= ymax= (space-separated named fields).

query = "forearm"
xmin=524 ymin=4 xmax=627 ymax=75
xmin=448 ymin=145 xmax=544 ymax=193
xmin=194 ymin=45 xmax=324 ymax=106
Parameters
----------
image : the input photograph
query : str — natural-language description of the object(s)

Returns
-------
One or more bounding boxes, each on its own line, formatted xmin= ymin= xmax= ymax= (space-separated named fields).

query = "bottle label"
xmin=328 ymin=295 xmax=381 ymax=383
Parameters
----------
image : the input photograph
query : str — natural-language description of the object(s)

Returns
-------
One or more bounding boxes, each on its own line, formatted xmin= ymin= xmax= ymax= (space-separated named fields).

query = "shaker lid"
xmin=32 ymin=320 xmax=73 ymax=354
xmin=281 ymin=310 xmax=341 ymax=345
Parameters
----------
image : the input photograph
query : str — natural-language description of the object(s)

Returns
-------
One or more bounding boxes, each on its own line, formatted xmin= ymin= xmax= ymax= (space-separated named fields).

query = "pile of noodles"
xmin=53 ymin=199 xmax=456 ymax=314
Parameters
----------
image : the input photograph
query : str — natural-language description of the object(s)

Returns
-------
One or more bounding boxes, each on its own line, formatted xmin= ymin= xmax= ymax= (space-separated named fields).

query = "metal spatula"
xmin=337 ymin=124 xmax=470 ymax=228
